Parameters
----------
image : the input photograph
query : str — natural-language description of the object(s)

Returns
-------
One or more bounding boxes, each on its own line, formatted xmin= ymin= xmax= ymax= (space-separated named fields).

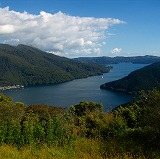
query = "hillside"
xmin=100 ymin=62 xmax=160 ymax=94
xmin=1 ymin=90 xmax=160 ymax=158
xmin=0 ymin=44 xmax=110 ymax=86
xmin=74 ymin=55 xmax=160 ymax=64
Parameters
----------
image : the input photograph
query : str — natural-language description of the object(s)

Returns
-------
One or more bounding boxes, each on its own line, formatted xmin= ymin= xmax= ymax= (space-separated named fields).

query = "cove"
xmin=2 ymin=63 xmax=147 ymax=111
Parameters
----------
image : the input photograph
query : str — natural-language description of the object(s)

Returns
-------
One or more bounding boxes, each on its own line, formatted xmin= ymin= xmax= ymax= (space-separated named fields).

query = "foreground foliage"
xmin=0 ymin=90 xmax=160 ymax=158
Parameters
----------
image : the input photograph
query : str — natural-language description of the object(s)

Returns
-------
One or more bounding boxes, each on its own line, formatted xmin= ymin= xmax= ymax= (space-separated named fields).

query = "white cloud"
xmin=0 ymin=7 xmax=125 ymax=56
xmin=111 ymin=48 xmax=122 ymax=55
xmin=0 ymin=24 xmax=15 ymax=34
xmin=93 ymin=48 xmax=101 ymax=54
xmin=102 ymin=42 xmax=106 ymax=45
xmin=3 ymin=38 xmax=19 ymax=44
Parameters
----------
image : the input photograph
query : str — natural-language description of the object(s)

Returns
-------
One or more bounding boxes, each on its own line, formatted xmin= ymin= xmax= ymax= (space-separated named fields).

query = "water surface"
xmin=2 ymin=63 xmax=147 ymax=111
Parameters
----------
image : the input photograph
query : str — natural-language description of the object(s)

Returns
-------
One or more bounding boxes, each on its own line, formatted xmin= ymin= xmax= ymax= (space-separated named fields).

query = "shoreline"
xmin=0 ymin=85 xmax=24 ymax=91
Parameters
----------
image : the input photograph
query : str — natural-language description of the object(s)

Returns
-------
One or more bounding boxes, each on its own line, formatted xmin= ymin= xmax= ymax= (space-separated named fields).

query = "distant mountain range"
xmin=100 ymin=62 xmax=160 ymax=94
xmin=74 ymin=56 xmax=160 ymax=64
xmin=0 ymin=44 xmax=110 ymax=86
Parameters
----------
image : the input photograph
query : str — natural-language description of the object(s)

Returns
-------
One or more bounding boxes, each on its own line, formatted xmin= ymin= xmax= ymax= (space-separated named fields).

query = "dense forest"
xmin=0 ymin=90 xmax=160 ymax=158
xmin=0 ymin=44 xmax=110 ymax=87
xmin=100 ymin=62 xmax=160 ymax=94
xmin=74 ymin=55 xmax=160 ymax=64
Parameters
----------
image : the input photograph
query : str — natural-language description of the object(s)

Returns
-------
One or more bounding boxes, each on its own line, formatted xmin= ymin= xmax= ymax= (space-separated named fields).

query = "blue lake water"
xmin=2 ymin=63 xmax=147 ymax=111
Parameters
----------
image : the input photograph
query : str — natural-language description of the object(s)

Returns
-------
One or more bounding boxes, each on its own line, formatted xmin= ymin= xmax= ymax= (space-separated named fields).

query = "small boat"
xmin=101 ymin=76 xmax=104 ymax=78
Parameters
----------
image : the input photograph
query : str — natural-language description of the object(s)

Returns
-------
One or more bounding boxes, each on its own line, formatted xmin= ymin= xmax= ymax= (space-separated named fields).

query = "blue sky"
xmin=0 ymin=0 xmax=159 ymax=57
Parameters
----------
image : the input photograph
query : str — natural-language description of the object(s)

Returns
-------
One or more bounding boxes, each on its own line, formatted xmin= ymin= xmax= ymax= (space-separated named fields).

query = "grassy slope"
xmin=0 ymin=143 xmax=143 ymax=159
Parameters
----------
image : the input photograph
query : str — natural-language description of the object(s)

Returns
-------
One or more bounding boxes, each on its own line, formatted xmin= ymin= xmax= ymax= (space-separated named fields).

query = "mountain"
xmin=100 ymin=62 xmax=160 ymax=94
xmin=0 ymin=44 xmax=110 ymax=86
xmin=74 ymin=55 xmax=160 ymax=64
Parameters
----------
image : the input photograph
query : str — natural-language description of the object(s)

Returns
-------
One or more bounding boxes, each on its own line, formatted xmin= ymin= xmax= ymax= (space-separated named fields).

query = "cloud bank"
xmin=0 ymin=7 xmax=124 ymax=57
xmin=111 ymin=48 xmax=122 ymax=55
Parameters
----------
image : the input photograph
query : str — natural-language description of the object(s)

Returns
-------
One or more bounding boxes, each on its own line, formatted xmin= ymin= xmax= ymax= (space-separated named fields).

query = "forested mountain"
xmin=74 ymin=55 xmax=160 ymax=64
xmin=0 ymin=44 xmax=110 ymax=86
xmin=100 ymin=62 xmax=160 ymax=94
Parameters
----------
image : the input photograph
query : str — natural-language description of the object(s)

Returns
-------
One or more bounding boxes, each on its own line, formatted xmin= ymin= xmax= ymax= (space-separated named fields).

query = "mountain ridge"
xmin=0 ymin=44 xmax=110 ymax=86
xmin=74 ymin=55 xmax=160 ymax=64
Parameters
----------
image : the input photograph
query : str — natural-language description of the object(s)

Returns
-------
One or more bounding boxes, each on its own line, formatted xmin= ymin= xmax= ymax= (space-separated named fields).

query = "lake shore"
xmin=0 ymin=85 xmax=24 ymax=91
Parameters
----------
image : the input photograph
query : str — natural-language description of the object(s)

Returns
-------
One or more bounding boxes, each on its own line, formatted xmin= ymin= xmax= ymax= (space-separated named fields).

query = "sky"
xmin=0 ymin=0 xmax=159 ymax=57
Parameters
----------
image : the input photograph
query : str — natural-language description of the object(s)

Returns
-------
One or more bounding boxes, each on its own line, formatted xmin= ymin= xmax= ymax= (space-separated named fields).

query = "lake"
xmin=1 ymin=63 xmax=147 ymax=111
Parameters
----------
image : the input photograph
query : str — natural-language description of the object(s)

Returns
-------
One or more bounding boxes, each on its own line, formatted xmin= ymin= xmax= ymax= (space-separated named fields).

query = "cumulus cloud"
xmin=111 ymin=48 xmax=122 ymax=55
xmin=0 ymin=7 xmax=125 ymax=56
